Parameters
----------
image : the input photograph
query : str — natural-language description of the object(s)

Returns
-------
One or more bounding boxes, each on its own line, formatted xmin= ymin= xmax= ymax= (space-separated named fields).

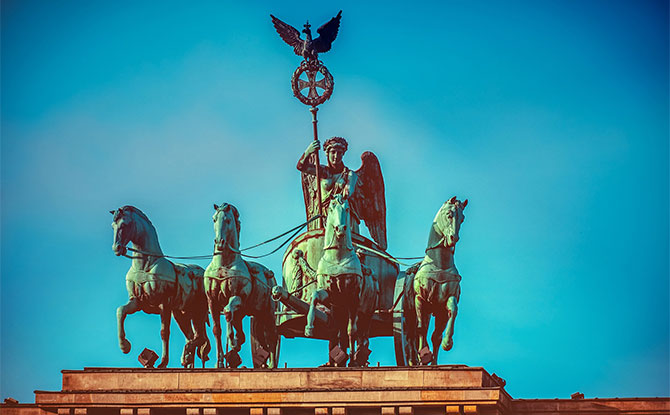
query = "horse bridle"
xmin=425 ymin=205 xmax=457 ymax=253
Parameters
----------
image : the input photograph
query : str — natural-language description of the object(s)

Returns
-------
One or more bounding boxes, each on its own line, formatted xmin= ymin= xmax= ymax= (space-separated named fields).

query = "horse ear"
xmin=462 ymin=199 xmax=468 ymax=207
xmin=448 ymin=196 xmax=457 ymax=204
xmin=213 ymin=203 xmax=219 ymax=211
xmin=109 ymin=210 xmax=115 ymax=215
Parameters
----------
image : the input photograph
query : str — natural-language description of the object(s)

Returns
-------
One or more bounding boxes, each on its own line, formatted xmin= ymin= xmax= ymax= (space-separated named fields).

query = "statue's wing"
xmin=313 ymin=10 xmax=342 ymax=53
xmin=301 ymin=172 xmax=320 ymax=231
xmin=354 ymin=151 xmax=387 ymax=250
xmin=270 ymin=14 xmax=303 ymax=56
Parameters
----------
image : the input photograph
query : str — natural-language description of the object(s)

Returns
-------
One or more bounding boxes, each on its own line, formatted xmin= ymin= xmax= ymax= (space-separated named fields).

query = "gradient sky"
xmin=2 ymin=0 xmax=668 ymax=403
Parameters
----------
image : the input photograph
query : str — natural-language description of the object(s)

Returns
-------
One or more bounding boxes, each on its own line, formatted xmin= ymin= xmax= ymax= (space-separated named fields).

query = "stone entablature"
xmin=1 ymin=366 xmax=668 ymax=415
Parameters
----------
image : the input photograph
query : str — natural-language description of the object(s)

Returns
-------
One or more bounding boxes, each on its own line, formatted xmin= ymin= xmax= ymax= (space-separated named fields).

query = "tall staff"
xmin=271 ymin=11 xmax=342 ymax=228
xmin=309 ymin=106 xmax=323 ymax=224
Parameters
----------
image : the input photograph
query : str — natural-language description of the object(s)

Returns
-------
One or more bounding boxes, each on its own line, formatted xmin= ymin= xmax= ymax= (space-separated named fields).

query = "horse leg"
xmin=331 ymin=305 xmax=349 ymax=367
xmin=265 ymin=314 xmax=278 ymax=369
xmin=351 ymin=312 xmax=371 ymax=367
xmin=116 ymin=297 xmax=140 ymax=354
xmin=192 ymin=313 xmax=211 ymax=368
xmin=442 ymin=296 xmax=458 ymax=351
xmin=432 ymin=310 xmax=448 ymax=365
xmin=157 ymin=305 xmax=171 ymax=368
xmin=347 ymin=307 xmax=358 ymax=367
xmin=224 ymin=296 xmax=244 ymax=352
xmin=232 ymin=314 xmax=245 ymax=352
xmin=305 ymin=289 xmax=328 ymax=338
xmin=414 ymin=295 xmax=429 ymax=355
xmin=208 ymin=298 xmax=225 ymax=369
xmin=347 ymin=285 xmax=360 ymax=366
xmin=173 ymin=311 xmax=195 ymax=368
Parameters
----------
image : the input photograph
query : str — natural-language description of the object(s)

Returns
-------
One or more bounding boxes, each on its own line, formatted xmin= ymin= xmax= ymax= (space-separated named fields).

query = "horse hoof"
xmin=120 ymin=339 xmax=131 ymax=354
xmin=441 ymin=339 xmax=453 ymax=351
xmin=157 ymin=360 xmax=168 ymax=369
xmin=304 ymin=326 xmax=314 ymax=338
xmin=216 ymin=360 xmax=225 ymax=369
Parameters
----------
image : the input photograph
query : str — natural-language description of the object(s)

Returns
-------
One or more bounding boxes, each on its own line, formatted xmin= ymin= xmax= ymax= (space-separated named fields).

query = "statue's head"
xmin=324 ymin=136 xmax=348 ymax=167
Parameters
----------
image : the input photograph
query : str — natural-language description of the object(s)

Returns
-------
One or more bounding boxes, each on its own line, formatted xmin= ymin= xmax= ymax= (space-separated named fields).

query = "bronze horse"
xmin=411 ymin=197 xmax=467 ymax=365
xmin=204 ymin=203 xmax=278 ymax=368
xmin=305 ymin=195 xmax=376 ymax=366
xmin=111 ymin=206 xmax=210 ymax=368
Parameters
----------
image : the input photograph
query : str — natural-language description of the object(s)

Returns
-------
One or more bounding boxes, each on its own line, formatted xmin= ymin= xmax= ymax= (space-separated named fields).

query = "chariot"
xmin=263 ymin=227 xmax=413 ymax=366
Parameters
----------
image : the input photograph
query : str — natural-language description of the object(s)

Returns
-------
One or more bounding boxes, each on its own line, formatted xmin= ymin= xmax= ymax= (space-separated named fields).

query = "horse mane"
xmin=120 ymin=205 xmax=154 ymax=227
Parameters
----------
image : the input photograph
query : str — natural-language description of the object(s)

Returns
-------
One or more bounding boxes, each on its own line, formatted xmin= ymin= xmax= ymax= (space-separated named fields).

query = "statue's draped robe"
xmin=299 ymin=151 xmax=387 ymax=251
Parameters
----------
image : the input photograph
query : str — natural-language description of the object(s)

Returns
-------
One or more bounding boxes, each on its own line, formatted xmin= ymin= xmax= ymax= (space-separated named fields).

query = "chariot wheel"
xmin=249 ymin=316 xmax=281 ymax=368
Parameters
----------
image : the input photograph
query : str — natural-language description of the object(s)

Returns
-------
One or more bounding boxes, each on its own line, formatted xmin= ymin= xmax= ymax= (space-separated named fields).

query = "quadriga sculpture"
xmin=305 ymin=194 xmax=377 ymax=366
xmin=204 ymin=203 xmax=278 ymax=368
xmin=410 ymin=196 xmax=468 ymax=365
xmin=111 ymin=206 xmax=210 ymax=368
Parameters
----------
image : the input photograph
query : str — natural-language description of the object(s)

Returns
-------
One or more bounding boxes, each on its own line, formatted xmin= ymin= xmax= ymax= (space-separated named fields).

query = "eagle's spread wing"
xmin=271 ymin=14 xmax=303 ymax=56
xmin=313 ymin=10 xmax=342 ymax=54
xmin=353 ymin=151 xmax=387 ymax=250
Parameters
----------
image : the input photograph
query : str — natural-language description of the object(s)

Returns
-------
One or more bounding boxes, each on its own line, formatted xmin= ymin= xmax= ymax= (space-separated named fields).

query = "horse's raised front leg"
xmin=116 ymin=297 xmax=140 ymax=354
xmin=432 ymin=310 xmax=448 ymax=365
xmin=224 ymin=296 xmax=244 ymax=353
xmin=192 ymin=312 xmax=211 ymax=368
xmin=305 ymin=289 xmax=328 ymax=338
xmin=157 ymin=304 xmax=172 ymax=368
xmin=172 ymin=311 xmax=195 ymax=368
xmin=442 ymin=296 xmax=458 ymax=351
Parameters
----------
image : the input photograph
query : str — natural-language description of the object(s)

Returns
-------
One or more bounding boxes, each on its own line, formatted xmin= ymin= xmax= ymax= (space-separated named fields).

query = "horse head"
xmin=324 ymin=194 xmax=353 ymax=251
xmin=110 ymin=206 xmax=135 ymax=256
xmin=433 ymin=196 xmax=468 ymax=249
xmin=213 ymin=203 xmax=241 ymax=253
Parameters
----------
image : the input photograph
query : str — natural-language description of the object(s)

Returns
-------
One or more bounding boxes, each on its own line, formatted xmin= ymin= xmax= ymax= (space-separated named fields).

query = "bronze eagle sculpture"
xmin=270 ymin=11 xmax=342 ymax=62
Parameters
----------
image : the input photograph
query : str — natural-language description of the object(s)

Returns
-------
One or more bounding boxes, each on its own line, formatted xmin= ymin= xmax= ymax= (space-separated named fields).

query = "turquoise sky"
xmin=2 ymin=0 xmax=668 ymax=403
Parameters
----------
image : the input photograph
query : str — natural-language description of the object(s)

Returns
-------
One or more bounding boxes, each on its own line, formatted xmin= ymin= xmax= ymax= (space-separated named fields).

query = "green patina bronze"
xmin=111 ymin=206 xmax=210 ymax=368
xmin=403 ymin=197 xmax=468 ymax=365
xmin=204 ymin=203 xmax=278 ymax=369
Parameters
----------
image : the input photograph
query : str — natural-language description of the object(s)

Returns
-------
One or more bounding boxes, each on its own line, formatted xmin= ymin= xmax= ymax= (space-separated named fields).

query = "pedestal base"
xmin=2 ymin=366 xmax=668 ymax=415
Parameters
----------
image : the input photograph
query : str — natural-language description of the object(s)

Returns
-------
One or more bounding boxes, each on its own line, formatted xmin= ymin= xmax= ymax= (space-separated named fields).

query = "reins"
xmin=123 ymin=215 xmax=321 ymax=261
xmin=123 ymin=214 xmax=426 ymax=264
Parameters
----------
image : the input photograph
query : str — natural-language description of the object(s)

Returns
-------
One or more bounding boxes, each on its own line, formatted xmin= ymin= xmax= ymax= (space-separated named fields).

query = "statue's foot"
xmin=119 ymin=339 xmax=131 ymax=354
xmin=304 ymin=325 xmax=314 ymax=338
xmin=441 ymin=337 xmax=453 ymax=351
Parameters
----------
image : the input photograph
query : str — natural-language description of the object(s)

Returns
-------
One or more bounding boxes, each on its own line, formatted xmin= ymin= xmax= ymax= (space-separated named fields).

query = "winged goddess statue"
xmin=297 ymin=136 xmax=387 ymax=250
xmin=271 ymin=11 xmax=342 ymax=63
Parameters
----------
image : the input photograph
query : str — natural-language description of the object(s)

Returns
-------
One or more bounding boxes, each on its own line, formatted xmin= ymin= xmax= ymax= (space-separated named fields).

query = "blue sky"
xmin=2 ymin=0 xmax=668 ymax=403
